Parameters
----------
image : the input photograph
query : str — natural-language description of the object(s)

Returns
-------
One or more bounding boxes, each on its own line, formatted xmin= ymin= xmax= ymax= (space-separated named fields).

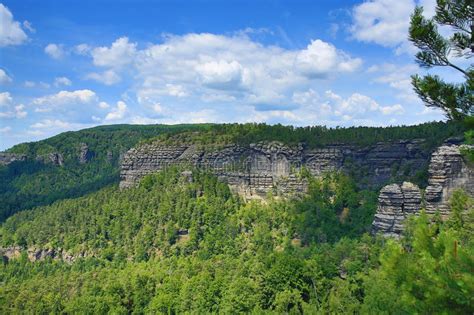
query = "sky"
xmin=0 ymin=0 xmax=461 ymax=150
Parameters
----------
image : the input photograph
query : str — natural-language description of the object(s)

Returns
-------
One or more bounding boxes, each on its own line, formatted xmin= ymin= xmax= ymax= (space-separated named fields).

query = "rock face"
xmin=78 ymin=143 xmax=92 ymax=164
xmin=36 ymin=152 xmax=64 ymax=166
xmin=0 ymin=153 xmax=26 ymax=165
xmin=372 ymin=144 xmax=473 ymax=236
xmin=372 ymin=182 xmax=422 ymax=237
xmin=0 ymin=246 xmax=89 ymax=264
xmin=120 ymin=139 xmax=429 ymax=199
xmin=424 ymin=145 xmax=474 ymax=216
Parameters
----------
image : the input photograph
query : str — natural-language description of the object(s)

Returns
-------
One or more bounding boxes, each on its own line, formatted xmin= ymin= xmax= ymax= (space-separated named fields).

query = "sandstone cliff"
xmin=0 ymin=153 xmax=26 ymax=165
xmin=120 ymin=139 xmax=429 ymax=199
xmin=372 ymin=144 xmax=473 ymax=236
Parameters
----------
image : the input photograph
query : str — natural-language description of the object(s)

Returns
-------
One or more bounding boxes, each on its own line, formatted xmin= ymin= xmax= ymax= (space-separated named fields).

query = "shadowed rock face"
xmin=372 ymin=182 xmax=422 ymax=237
xmin=0 ymin=153 xmax=26 ymax=165
xmin=424 ymin=145 xmax=474 ymax=216
xmin=78 ymin=143 xmax=92 ymax=164
xmin=372 ymin=144 xmax=473 ymax=236
xmin=119 ymin=140 xmax=429 ymax=199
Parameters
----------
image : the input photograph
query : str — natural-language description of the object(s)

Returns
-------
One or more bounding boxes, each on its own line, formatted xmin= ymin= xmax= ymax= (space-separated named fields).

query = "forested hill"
xmin=0 ymin=121 xmax=465 ymax=221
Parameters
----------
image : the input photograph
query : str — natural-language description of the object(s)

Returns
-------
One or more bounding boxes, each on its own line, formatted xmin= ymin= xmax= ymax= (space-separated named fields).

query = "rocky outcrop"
xmin=372 ymin=182 xmax=422 ymax=237
xmin=424 ymin=145 xmax=474 ymax=216
xmin=78 ymin=143 xmax=92 ymax=164
xmin=1 ymin=246 xmax=89 ymax=264
xmin=120 ymin=139 xmax=429 ymax=199
xmin=0 ymin=153 xmax=26 ymax=165
xmin=372 ymin=144 xmax=473 ymax=236
xmin=36 ymin=152 xmax=64 ymax=166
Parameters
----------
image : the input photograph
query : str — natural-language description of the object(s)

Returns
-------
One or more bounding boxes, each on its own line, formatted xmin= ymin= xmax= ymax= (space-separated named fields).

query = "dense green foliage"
xmin=0 ymin=124 xmax=212 ymax=221
xmin=148 ymin=120 xmax=464 ymax=149
xmin=1 ymin=168 xmax=472 ymax=313
xmin=409 ymin=0 xmax=473 ymax=121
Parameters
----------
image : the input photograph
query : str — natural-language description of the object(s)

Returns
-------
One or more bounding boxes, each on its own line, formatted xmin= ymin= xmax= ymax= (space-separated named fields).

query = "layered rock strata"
xmin=424 ymin=145 xmax=474 ymax=216
xmin=372 ymin=182 xmax=422 ymax=237
xmin=372 ymin=144 xmax=473 ymax=236
xmin=120 ymin=140 xmax=429 ymax=199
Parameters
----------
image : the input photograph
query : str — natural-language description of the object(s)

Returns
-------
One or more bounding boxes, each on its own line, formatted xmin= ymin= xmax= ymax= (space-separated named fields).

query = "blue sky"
xmin=0 ymin=0 xmax=455 ymax=150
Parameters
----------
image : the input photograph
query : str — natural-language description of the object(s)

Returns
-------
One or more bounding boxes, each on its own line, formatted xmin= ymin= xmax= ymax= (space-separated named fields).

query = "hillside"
xmin=1 ymin=167 xmax=472 ymax=313
xmin=0 ymin=121 xmax=465 ymax=221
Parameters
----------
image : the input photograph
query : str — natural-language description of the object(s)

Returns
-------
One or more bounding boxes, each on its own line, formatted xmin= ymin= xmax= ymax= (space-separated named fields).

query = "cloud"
xmin=98 ymin=101 xmax=110 ymax=109
xmin=92 ymin=37 xmax=137 ymax=68
xmin=371 ymin=63 xmax=420 ymax=102
xmin=22 ymin=20 xmax=35 ymax=33
xmin=0 ymin=69 xmax=12 ymax=84
xmin=0 ymin=92 xmax=13 ymax=106
xmin=54 ymin=76 xmax=72 ymax=87
xmin=45 ymin=44 xmax=65 ymax=59
xmin=350 ymin=0 xmax=437 ymax=54
xmin=129 ymin=33 xmax=361 ymax=110
xmin=86 ymin=70 xmax=121 ymax=85
xmin=74 ymin=43 xmax=91 ymax=55
xmin=195 ymin=60 xmax=243 ymax=89
xmin=351 ymin=0 xmax=415 ymax=47
xmin=33 ymin=89 xmax=97 ymax=108
xmin=295 ymin=39 xmax=362 ymax=78
xmin=105 ymin=101 xmax=127 ymax=121
xmin=0 ymin=93 xmax=27 ymax=118
xmin=0 ymin=126 xmax=11 ymax=133
xmin=380 ymin=104 xmax=405 ymax=115
xmin=0 ymin=4 xmax=28 ymax=47
xmin=31 ymin=119 xmax=71 ymax=129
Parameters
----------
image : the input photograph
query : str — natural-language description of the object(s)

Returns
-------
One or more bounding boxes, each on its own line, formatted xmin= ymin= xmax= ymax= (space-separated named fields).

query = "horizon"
xmin=1 ymin=0 xmax=462 ymax=150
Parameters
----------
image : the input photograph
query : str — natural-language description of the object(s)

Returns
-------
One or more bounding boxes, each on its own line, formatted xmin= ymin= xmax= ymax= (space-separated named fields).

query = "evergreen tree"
xmin=409 ymin=0 xmax=473 ymax=121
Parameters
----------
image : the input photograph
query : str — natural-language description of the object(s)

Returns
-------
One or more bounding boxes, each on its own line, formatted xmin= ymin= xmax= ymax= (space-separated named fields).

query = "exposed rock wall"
xmin=78 ymin=143 xmax=92 ymax=164
xmin=372 ymin=182 xmax=422 ymax=237
xmin=0 ymin=153 xmax=26 ymax=165
xmin=36 ymin=152 xmax=64 ymax=166
xmin=120 ymin=140 xmax=429 ymax=199
xmin=0 ymin=246 xmax=88 ymax=264
xmin=372 ymin=144 xmax=473 ymax=236
xmin=424 ymin=145 xmax=474 ymax=216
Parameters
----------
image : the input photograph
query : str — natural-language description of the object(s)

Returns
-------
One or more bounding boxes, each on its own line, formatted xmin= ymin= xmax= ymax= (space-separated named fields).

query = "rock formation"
xmin=36 ymin=152 xmax=64 ymax=166
xmin=372 ymin=182 xmax=422 ymax=237
xmin=78 ymin=143 xmax=92 ymax=164
xmin=424 ymin=145 xmax=474 ymax=216
xmin=120 ymin=139 xmax=429 ymax=199
xmin=1 ymin=246 xmax=89 ymax=264
xmin=372 ymin=144 xmax=473 ymax=236
xmin=0 ymin=153 xmax=26 ymax=165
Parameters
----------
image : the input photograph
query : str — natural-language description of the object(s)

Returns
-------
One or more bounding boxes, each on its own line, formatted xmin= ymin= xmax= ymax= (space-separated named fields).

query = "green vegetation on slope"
xmin=0 ymin=124 xmax=213 ymax=221
xmin=0 ymin=168 xmax=472 ymax=313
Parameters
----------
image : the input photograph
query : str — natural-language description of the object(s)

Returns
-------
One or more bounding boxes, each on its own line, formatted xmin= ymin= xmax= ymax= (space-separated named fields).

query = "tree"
xmin=409 ymin=0 xmax=473 ymax=121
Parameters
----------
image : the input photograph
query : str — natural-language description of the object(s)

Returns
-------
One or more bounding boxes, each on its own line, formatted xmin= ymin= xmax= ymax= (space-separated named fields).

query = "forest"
xmin=1 ymin=167 xmax=472 ymax=313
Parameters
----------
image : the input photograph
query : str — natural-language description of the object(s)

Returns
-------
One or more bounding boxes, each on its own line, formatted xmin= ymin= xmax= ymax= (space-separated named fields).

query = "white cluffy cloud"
xmin=31 ymin=119 xmax=71 ymax=129
xmin=0 ymin=92 xmax=27 ymax=119
xmin=0 ymin=69 xmax=12 ymax=84
xmin=92 ymin=37 xmax=137 ymax=68
xmin=45 ymin=44 xmax=65 ymax=59
xmin=0 ymin=4 xmax=28 ymax=47
xmin=86 ymin=70 xmax=121 ymax=85
xmin=54 ymin=77 xmax=72 ymax=87
xmin=0 ymin=91 xmax=13 ymax=106
xmin=33 ymin=89 xmax=97 ymax=109
xmin=123 ymin=33 xmax=362 ymax=110
xmin=105 ymin=101 xmax=127 ymax=121
xmin=350 ymin=0 xmax=436 ymax=54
